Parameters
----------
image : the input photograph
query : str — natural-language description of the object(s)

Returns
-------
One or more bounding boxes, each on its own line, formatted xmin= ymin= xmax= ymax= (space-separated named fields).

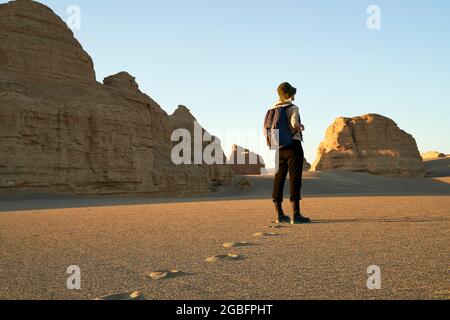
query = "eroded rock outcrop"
xmin=311 ymin=114 xmax=425 ymax=177
xmin=0 ymin=0 xmax=95 ymax=82
xmin=303 ymin=158 xmax=311 ymax=171
xmin=0 ymin=0 xmax=233 ymax=195
xmin=421 ymin=151 xmax=446 ymax=160
xmin=169 ymin=105 xmax=234 ymax=186
xmin=227 ymin=145 xmax=265 ymax=175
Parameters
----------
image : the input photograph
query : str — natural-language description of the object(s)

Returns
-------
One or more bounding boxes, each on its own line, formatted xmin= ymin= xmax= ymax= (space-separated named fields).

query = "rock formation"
xmin=227 ymin=145 xmax=266 ymax=175
xmin=303 ymin=158 xmax=311 ymax=171
xmin=0 ymin=0 xmax=233 ymax=195
xmin=169 ymin=105 xmax=234 ymax=186
xmin=421 ymin=151 xmax=446 ymax=160
xmin=311 ymin=114 xmax=425 ymax=177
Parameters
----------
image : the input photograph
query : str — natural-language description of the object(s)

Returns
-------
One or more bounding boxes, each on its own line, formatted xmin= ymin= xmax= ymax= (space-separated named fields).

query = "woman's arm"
xmin=290 ymin=106 xmax=304 ymax=133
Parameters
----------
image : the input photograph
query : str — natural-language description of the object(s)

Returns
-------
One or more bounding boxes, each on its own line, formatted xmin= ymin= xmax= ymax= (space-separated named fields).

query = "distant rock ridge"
xmin=169 ymin=105 xmax=234 ymax=186
xmin=311 ymin=114 xmax=425 ymax=177
xmin=227 ymin=145 xmax=265 ymax=176
xmin=421 ymin=151 xmax=446 ymax=160
xmin=0 ymin=0 xmax=234 ymax=195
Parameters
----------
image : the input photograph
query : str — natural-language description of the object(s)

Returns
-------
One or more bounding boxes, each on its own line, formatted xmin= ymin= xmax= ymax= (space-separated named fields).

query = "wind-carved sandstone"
xmin=311 ymin=114 xmax=425 ymax=177
xmin=421 ymin=151 xmax=446 ymax=160
xmin=0 ymin=0 xmax=234 ymax=195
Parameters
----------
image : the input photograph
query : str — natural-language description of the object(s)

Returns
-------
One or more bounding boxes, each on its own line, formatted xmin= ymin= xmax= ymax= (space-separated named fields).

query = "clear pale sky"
xmin=4 ymin=0 xmax=450 ymax=165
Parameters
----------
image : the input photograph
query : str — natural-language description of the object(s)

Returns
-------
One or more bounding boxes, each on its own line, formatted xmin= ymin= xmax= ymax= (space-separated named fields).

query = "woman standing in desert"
xmin=265 ymin=82 xmax=311 ymax=224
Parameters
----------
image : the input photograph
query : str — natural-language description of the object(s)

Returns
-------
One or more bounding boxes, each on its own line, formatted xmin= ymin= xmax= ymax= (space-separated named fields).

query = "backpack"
xmin=264 ymin=104 xmax=294 ymax=150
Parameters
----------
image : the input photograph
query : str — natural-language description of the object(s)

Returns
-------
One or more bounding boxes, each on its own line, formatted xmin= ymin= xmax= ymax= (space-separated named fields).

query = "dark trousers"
xmin=272 ymin=140 xmax=304 ymax=202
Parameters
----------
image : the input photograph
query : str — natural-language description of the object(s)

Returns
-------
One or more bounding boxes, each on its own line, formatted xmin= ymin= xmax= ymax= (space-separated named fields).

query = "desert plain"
xmin=0 ymin=158 xmax=449 ymax=300
xmin=1 ymin=0 xmax=449 ymax=301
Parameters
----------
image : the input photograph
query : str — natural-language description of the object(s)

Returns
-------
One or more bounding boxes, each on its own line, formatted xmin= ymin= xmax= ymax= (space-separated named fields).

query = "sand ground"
xmin=0 ymin=196 xmax=449 ymax=300
xmin=0 ymin=159 xmax=449 ymax=300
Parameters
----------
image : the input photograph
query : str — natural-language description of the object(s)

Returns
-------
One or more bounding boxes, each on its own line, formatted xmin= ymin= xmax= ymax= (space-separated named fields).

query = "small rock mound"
xmin=311 ymin=114 xmax=425 ymax=177
xmin=421 ymin=151 xmax=446 ymax=160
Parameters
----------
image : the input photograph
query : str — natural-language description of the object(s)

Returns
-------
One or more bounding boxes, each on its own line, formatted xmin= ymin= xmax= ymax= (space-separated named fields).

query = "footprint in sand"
xmin=95 ymin=291 xmax=142 ymax=300
xmin=205 ymin=253 xmax=243 ymax=262
xmin=433 ymin=289 xmax=450 ymax=298
xmin=265 ymin=224 xmax=289 ymax=229
xmin=253 ymin=231 xmax=279 ymax=237
xmin=148 ymin=270 xmax=186 ymax=280
xmin=222 ymin=241 xmax=253 ymax=248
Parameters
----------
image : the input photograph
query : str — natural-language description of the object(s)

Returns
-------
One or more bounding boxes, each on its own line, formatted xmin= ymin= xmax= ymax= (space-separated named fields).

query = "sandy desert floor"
xmin=0 ymin=159 xmax=449 ymax=300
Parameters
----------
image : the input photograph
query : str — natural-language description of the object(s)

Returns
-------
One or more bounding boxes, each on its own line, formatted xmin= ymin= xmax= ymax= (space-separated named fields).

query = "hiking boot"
xmin=290 ymin=200 xmax=311 ymax=224
xmin=274 ymin=201 xmax=291 ymax=224
xmin=276 ymin=214 xmax=291 ymax=224
xmin=292 ymin=213 xmax=311 ymax=224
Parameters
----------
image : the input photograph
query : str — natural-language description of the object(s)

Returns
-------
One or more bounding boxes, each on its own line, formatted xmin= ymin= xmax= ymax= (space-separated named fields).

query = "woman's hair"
xmin=277 ymin=82 xmax=297 ymax=100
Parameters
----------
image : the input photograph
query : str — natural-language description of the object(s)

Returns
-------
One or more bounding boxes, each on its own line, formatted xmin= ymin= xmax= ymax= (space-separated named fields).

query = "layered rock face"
xmin=311 ymin=114 xmax=425 ymax=177
xmin=0 ymin=0 xmax=233 ymax=195
xmin=0 ymin=0 xmax=95 ymax=82
xmin=228 ymin=145 xmax=265 ymax=175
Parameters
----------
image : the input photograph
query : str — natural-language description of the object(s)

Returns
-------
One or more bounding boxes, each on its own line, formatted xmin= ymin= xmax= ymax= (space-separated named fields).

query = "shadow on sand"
xmin=311 ymin=217 xmax=450 ymax=225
